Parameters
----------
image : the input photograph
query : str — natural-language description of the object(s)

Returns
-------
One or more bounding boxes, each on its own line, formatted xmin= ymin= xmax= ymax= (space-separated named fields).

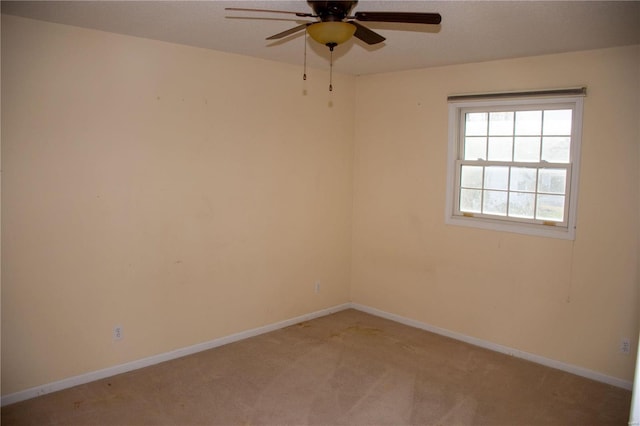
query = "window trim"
xmin=445 ymin=94 xmax=584 ymax=240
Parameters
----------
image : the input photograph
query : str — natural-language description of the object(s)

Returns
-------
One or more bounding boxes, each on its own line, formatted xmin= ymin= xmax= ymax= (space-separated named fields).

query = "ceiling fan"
xmin=226 ymin=1 xmax=441 ymax=49
xmin=226 ymin=1 xmax=442 ymax=89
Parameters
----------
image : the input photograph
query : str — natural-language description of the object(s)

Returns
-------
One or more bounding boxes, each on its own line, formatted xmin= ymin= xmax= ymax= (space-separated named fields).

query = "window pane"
xmin=515 ymin=110 xmax=542 ymax=135
xmin=488 ymin=137 xmax=513 ymax=161
xmin=461 ymin=165 xmax=483 ymax=188
xmin=510 ymin=167 xmax=537 ymax=192
xmin=514 ymin=137 xmax=541 ymax=162
xmin=465 ymin=112 xmax=488 ymax=136
xmin=538 ymin=169 xmax=567 ymax=194
xmin=509 ymin=192 xmax=535 ymax=218
xmin=464 ymin=137 xmax=487 ymax=160
xmin=489 ymin=112 xmax=514 ymax=136
xmin=460 ymin=188 xmax=482 ymax=213
xmin=483 ymin=190 xmax=508 ymax=216
xmin=536 ymin=194 xmax=565 ymax=221
xmin=543 ymin=109 xmax=572 ymax=135
xmin=485 ymin=166 xmax=509 ymax=190
xmin=541 ymin=137 xmax=570 ymax=163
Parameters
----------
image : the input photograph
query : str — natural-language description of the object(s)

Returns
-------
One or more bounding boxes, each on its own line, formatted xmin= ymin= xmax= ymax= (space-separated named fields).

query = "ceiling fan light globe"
xmin=307 ymin=22 xmax=356 ymax=47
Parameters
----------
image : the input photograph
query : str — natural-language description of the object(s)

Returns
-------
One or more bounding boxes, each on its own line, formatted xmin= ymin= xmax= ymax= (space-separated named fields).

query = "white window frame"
xmin=445 ymin=92 xmax=584 ymax=240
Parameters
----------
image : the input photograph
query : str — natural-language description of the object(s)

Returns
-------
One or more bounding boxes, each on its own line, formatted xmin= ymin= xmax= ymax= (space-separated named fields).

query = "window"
xmin=445 ymin=90 xmax=585 ymax=239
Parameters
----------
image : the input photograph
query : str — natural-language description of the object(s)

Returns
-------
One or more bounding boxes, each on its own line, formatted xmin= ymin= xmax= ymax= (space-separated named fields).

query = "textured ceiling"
xmin=2 ymin=1 xmax=639 ymax=75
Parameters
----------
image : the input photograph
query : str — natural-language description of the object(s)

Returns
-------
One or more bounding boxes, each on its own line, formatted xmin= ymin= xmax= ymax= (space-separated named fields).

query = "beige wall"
xmin=352 ymin=45 xmax=640 ymax=382
xmin=2 ymin=13 xmax=639 ymax=398
xmin=1 ymin=15 xmax=354 ymax=395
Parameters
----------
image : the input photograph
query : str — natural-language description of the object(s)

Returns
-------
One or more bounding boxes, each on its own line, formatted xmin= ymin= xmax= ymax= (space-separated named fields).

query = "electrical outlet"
xmin=113 ymin=326 xmax=123 ymax=341
xmin=621 ymin=337 xmax=630 ymax=354
xmin=314 ymin=281 xmax=321 ymax=294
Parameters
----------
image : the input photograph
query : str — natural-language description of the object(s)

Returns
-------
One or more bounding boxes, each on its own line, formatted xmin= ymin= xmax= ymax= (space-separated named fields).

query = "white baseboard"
xmin=350 ymin=303 xmax=633 ymax=391
xmin=3 ymin=301 xmax=631 ymax=407
xmin=0 ymin=303 xmax=351 ymax=407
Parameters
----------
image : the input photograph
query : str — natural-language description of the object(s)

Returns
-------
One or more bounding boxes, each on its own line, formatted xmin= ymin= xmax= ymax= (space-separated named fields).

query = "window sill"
xmin=445 ymin=214 xmax=575 ymax=240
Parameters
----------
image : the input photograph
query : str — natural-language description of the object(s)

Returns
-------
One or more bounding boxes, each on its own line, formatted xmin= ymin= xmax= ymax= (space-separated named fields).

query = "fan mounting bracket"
xmin=307 ymin=1 xmax=358 ymax=22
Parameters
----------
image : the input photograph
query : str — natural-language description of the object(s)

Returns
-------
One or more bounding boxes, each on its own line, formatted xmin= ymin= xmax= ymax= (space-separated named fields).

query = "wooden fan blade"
xmin=266 ymin=24 xmax=310 ymax=40
xmin=350 ymin=21 xmax=385 ymax=45
xmin=225 ymin=7 xmax=314 ymax=18
xmin=353 ymin=11 xmax=441 ymax=25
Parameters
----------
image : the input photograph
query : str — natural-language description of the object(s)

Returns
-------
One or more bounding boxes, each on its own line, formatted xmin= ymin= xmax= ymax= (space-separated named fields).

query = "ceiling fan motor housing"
xmin=307 ymin=1 xmax=358 ymax=21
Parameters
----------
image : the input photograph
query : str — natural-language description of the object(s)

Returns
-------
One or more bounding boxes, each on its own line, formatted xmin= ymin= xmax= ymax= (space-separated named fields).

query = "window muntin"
xmin=446 ymin=96 xmax=583 ymax=239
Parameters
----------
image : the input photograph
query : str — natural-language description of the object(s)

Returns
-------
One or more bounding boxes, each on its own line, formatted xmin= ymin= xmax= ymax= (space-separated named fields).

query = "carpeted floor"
xmin=1 ymin=309 xmax=631 ymax=425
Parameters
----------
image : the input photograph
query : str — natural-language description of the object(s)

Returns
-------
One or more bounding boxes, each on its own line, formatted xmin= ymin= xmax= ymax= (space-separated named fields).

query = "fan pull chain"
xmin=329 ymin=48 xmax=333 ymax=92
xmin=303 ymin=30 xmax=307 ymax=81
